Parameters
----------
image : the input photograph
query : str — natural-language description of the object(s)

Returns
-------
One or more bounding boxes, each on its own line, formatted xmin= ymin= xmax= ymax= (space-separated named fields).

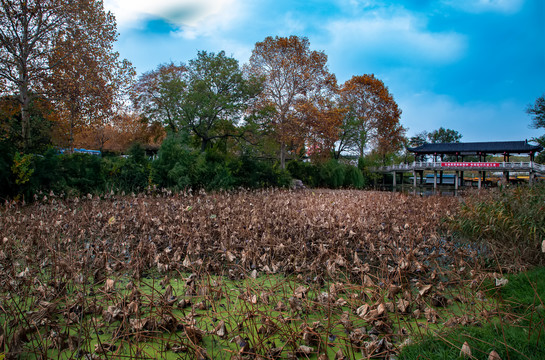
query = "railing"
xmin=372 ymin=162 xmax=545 ymax=173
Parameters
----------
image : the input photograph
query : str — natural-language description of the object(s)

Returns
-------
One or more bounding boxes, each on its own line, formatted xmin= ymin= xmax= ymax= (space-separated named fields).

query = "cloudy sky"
xmin=103 ymin=0 xmax=544 ymax=142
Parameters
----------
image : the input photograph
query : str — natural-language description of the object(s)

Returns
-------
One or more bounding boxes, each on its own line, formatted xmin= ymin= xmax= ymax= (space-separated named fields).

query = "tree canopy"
xmin=336 ymin=74 xmax=404 ymax=159
xmin=0 ymin=0 xmax=133 ymax=151
xmin=246 ymin=35 xmax=337 ymax=168
xmin=528 ymin=94 xmax=545 ymax=163
xmin=410 ymin=127 xmax=462 ymax=147
xmin=132 ymin=63 xmax=187 ymax=133
xmin=133 ymin=52 xmax=262 ymax=152
xmin=527 ymin=94 xmax=545 ymax=130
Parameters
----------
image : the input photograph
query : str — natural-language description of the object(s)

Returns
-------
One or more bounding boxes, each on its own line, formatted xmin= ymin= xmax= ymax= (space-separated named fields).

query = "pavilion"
xmin=407 ymin=140 xmax=542 ymax=163
xmin=373 ymin=140 xmax=544 ymax=189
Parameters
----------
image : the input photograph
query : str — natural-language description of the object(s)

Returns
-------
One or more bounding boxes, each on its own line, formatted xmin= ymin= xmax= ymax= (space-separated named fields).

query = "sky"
xmin=103 ymin=0 xmax=545 ymax=142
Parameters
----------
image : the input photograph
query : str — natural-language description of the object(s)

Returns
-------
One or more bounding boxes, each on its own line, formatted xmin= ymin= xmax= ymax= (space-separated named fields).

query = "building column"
xmin=529 ymin=171 xmax=535 ymax=186
xmin=460 ymin=171 xmax=464 ymax=187
xmin=392 ymin=172 xmax=397 ymax=187
xmin=503 ymin=171 xmax=510 ymax=184
xmin=433 ymin=170 xmax=437 ymax=189
xmin=439 ymin=170 xmax=443 ymax=185
xmin=454 ymin=171 xmax=459 ymax=190
xmin=478 ymin=172 xmax=482 ymax=189
xmin=413 ymin=170 xmax=417 ymax=187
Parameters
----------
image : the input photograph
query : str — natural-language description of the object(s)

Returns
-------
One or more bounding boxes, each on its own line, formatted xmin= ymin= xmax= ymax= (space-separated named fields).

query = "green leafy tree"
xmin=182 ymin=51 xmax=263 ymax=152
xmin=527 ymin=94 xmax=545 ymax=129
xmin=408 ymin=132 xmax=428 ymax=147
xmin=132 ymin=63 xmax=187 ymax=133
xmin=427 ymin=127 xmax=462 ymax=144
xmin=527 ymin=94 xmax=545 ymax=163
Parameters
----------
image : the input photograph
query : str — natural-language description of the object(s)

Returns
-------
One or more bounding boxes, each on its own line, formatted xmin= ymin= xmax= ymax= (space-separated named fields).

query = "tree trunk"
xmin=280 ymin=142 xmax=286 ymax=169
xmin=201 ymin=138 xmax=209 ymax=152
xmin=18 ymin=83 xmax=32 ymax=151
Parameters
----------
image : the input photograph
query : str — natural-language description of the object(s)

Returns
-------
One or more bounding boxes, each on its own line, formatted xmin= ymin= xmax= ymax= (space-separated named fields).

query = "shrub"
xmin=343 ymin=164 xmax=365 ymax=188
xmin=287 ymin=160 xmax=319 ymax=187
xmin=0 ymin=141 xmax=15 ymax=199
xmin=152 ymin=133 xmax=196 ymax=189
xmin=59 ymin=153 xmax=105 ymax=194
xmin=192 ymin=150 xmax=236 ymax=190
xmin=234 ymin=156 xmax=291 ymax=188
xmin=319 ymin=159 xmax=345 ymax=188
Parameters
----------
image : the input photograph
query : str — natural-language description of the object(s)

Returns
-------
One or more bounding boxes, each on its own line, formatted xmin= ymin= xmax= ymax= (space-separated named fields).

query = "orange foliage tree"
xmin=46 ymin=0 xmax=134 ymax=151
xmin=0 ymin=0 xmax=133 ymax=151
xmin=73 ymin=112 xmax=165 ymax=153
xmin=296 ymin=95 xmax=345 ymax=162
xmin=246 ymin=36 xmax=336 ymax=167
xmin=336 ymin=74 xmax=405 ymax=159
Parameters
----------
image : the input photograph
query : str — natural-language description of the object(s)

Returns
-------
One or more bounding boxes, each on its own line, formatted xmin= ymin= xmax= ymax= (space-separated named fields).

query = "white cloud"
xmin=104 ymin=0 xmax=248 ymax=38
xmin=325 ymin=10 xmax=467 ymax=66
xmin=442 ymin=0 xmax=525 ymax=14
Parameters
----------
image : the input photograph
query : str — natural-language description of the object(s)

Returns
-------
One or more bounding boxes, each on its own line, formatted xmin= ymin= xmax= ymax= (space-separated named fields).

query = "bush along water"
xmin=1 ymin=134 xmax=370 ymax=201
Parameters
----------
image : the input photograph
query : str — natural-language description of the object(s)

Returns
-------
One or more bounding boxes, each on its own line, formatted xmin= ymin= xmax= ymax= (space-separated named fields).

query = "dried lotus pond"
xmin=0 ymin=189 xmax=536 ymax=359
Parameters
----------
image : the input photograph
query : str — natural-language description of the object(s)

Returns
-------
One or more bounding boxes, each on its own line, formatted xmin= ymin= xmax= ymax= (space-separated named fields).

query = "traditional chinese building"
xmin=374 ymin=140 xmax=544 ymax=189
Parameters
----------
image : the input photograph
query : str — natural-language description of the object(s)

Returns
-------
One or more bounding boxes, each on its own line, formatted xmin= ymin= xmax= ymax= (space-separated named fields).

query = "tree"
xmin=527 ymin=94 xmax=545 ymax=129
xmin=246 ymin=35 xmax=336 ymax=168
xmin=375 ymin=107 xmax=406 ymax=162
xmin=182 ymin=51 xmax=263 ymax=152
xmin=73 ymin=112 xmax=165 ymax=153
xmin=335 ymin=74 xmax=404 ymax=159
xmin=527 ymin=94 xmax=545 ymax=163
xmin=46 ymin=1 xmax=135 ymax=151
xmin=296 ymin=95 xmax=345 ymax=162
xmin=0 ymin=0 xmax=132 ymax=150
xmin=132 ymin=63 xmax=187 ymax=133
xmin=427 ymin=127 xmax=462 ymax=144
xmin=0 ymin=94 xmax=56 ymax=151
xmin=408 ymin=132 xmax=428 ymax=147
xmin=409 ymin=127 xmax=462 ymax=147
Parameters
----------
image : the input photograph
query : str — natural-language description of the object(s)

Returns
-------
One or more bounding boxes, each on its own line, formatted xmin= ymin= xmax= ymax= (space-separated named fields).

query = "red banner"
xmin=441 ymin=162 xmax=500 ymax=168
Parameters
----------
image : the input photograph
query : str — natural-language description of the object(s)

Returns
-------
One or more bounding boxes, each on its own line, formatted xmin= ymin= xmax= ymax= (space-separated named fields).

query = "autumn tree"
xmin=296 ymin=94 xmax=344 ymax=162
xmin=335 ymin=74 xmax=404 ymax=159
xmin=374 ymin=107 xmax=406 ymax=163
xmin=0 ymin=0 xmax=132 ymax=151
xmin=132 ymin=63 xmax=187 ymax=133
xmin=47 ymin=1 xmax=135 ymax=151
xmin=74 ymin=112 xmax=164 ymax=153
xmin=246 ymin=35 xmax=336 ymax=168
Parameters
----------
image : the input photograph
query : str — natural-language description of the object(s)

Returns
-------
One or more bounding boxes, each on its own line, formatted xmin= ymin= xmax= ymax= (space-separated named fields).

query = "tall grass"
xmin=447 ymin=184 xmax=545 ymax=266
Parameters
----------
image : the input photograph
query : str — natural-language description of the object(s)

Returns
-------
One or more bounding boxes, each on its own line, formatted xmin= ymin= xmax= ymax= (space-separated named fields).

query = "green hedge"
xmin=287 ymin=159 xmax=366 ymax=189
xmin=1 ymin=134 xmax=369 ymax=200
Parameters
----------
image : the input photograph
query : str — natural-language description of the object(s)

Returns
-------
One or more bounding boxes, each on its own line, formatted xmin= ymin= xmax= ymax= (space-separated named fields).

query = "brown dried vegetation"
xmin=0 ymin=189 xmax=504 ymax=358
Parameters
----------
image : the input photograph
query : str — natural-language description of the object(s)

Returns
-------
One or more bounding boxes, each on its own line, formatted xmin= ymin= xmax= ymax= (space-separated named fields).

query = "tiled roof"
xmin=407 ymin=141 xmax=543 ymax=155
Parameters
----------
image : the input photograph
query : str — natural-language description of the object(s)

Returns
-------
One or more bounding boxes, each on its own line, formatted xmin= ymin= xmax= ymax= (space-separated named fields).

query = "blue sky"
xmin=104 ymin=0 xmax=545 ymax=142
